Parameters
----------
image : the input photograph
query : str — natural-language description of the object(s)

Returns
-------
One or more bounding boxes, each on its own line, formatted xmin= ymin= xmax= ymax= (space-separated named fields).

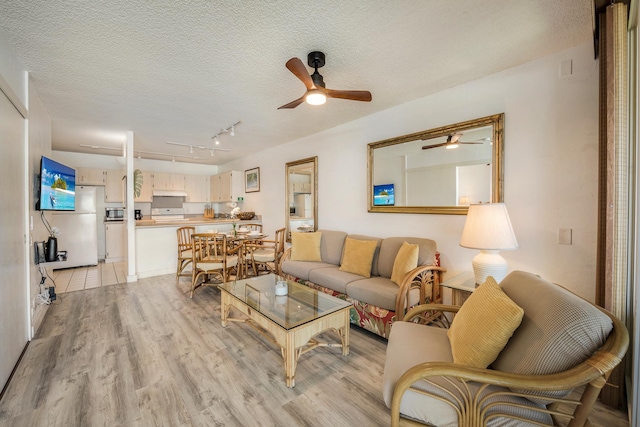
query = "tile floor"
xmin=51 ymin=261 xmax=127 ymax=294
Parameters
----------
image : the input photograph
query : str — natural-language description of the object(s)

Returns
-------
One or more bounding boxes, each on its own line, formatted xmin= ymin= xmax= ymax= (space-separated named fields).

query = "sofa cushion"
xmin=346 ymin=277 xmax=412 ymax=311
xmin=390 ymin=242 xmax=419 ymax=285
xmin=291 ymin=232 xmax=322 ymax=261
xmin=317 ymin=229 xmax=348 ymax=265
xmin=339 ymin=237 xmax=378 ymax=277
xmin=493 ymin=271 xmax=613 ymax=402
xmin=448 ymin=276 xmax=524 ymax=368
xmin=378 ymin=237 xmax=437 ymax=279
xmin=308 ymin=266 xmax=363 ymax=294
xmin=280 ymin=260 xmax=336 ymax=281
xmin=383 ymin=321 xmax=551 ymax=427
xmin=346 ymin=234 xmax=382 ymax=276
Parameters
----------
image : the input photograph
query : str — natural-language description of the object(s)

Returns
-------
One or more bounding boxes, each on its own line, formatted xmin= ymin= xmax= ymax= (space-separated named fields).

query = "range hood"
xmin=152 ymin=190 xmax=188 ymax=197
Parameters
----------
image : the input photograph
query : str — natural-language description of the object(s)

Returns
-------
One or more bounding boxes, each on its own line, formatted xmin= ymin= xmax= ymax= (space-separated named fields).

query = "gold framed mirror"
xmin=367 ymin=113 xmax=504 ymax=215
xmin=285 ymin=156 xmax=318 ymax=241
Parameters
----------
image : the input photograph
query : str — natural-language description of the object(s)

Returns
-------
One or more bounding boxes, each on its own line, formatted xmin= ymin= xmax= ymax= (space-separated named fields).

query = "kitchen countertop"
xmin=135 ymin=217 xmax=260 ymax=228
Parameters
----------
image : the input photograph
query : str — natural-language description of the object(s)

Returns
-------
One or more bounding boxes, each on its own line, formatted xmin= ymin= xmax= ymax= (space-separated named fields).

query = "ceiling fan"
xmin=421 ymin=133 xmax=484 ymax=150
xmin=278 ymin=51 xmax=372 ymax=109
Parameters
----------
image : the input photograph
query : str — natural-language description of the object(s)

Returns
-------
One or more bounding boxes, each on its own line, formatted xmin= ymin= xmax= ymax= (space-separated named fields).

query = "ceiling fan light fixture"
xmin=305 ymin=89 xmax=326 ymax=106
xmin=445 ymin=143 xmax=459 ymax=150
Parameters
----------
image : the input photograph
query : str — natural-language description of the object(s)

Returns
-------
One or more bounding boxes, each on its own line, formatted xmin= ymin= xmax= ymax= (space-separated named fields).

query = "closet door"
xmin=0 ymin=89 xmax=27 ymax=391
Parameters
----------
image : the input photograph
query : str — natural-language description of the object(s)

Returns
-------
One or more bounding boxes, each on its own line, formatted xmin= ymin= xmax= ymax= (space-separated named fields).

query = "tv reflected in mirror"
xmin=373 ymin=183 xmax=395 ymax=206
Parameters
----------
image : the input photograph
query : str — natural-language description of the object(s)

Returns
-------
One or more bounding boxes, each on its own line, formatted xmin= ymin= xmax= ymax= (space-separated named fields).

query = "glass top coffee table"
xmin=218 ymin=274 xmax=351 ymax=387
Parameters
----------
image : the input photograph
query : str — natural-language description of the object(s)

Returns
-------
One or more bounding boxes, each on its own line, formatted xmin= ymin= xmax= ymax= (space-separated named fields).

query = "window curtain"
xmin=597 ymin=1 xmax=629 ymax=409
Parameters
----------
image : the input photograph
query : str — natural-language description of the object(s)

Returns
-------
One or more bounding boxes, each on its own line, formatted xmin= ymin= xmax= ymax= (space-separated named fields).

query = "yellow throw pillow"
xmin=290 ymin=232 xmax=322 ymax=261
xmin=447 ymin=276 xmax=524 ymax=368
xmin=339 ymin=238 xmax=378 ymax=277
xmin=390 ymin=242 xmax=419 ymax=285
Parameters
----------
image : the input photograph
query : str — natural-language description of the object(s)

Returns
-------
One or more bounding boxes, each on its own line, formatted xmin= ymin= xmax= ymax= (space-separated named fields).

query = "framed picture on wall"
xmin=245 ymin=167 xmax=260 ymax=193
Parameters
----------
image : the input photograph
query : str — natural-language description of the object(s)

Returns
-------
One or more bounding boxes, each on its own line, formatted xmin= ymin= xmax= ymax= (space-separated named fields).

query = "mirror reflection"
xmin=286 ymin=157 xmax=318 ymax=241
xmin=368 ymin=114 xmax=504 ymax=214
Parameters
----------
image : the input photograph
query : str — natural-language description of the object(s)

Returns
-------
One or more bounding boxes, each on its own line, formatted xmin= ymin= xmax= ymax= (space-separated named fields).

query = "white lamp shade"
xmin=460 ymin=203 xmax=518 ymax=250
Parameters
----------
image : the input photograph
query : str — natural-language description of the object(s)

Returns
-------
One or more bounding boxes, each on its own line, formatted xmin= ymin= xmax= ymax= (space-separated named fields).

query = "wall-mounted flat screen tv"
xmin=373 ymin=183 xmax=395 ymax=206
xmin=37 ymin=156 xmax=76 ymax=211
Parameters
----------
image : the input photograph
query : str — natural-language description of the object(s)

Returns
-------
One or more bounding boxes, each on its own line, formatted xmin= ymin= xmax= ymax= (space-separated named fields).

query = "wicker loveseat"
xmin=383 ymin=271 xmax=629 ymax=427
xmin=279 ymin=229 xmax=443 ymax=339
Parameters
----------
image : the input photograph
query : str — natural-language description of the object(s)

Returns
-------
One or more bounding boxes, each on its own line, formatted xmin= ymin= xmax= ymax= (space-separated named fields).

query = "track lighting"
xmin=210 ymin=150 xmax=215 ymax=157
xmin=214 ymin=136 xmax=220 ymax=145
xmin=189 ymin=146 xmax=193 ymax=154
xmin=211 ymin=120 xmax=241 ymax=142
xmin=137 ymin=152 xmax=141 ymax=159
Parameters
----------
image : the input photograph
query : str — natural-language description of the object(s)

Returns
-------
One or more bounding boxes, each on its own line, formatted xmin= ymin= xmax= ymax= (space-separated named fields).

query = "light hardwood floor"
xmin=0 ymin=273 xmax=630 ymax=426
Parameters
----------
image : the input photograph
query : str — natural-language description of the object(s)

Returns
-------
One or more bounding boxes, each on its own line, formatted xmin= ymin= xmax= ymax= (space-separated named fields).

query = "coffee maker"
xmin=134 ymin=209 xmax=143 ymax=220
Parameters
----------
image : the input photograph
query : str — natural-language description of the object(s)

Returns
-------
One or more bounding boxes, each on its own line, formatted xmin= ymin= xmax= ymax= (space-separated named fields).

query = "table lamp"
xmin=460 ymin=203 xmax=518 ymax=285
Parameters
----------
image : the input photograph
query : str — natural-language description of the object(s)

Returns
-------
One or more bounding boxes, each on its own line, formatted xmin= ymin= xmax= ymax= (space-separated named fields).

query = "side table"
xmin=441 ymin=271 xmax=476 ymax=306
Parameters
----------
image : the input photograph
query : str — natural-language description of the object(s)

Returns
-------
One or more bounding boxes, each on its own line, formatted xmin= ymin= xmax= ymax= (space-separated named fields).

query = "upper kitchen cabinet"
xmin=135 ymin=170 xmax=153 ymax=202
xmin=185 ymin=174 xmax=210 ymax=203
xmin=105 ymin=169 xmax=124 ymax=203
xmin=77 ymin=167 xmax=105 ymax=185
xmin=153 ymin=172 xmax=185 ymax=191
xmin=210 ymin=171 xmax=243 ymax=203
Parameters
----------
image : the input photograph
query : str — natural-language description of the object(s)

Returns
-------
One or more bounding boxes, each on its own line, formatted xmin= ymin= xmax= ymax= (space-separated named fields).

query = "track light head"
xmin=230 ymin=126 xmax=235 ymax=136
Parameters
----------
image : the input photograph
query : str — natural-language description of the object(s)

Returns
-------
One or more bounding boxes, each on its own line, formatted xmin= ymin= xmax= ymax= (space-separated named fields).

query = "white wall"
xmin=28 ymin=80 xmax=53 ymax=334
xmin=0 ymin=31 xmax=30 ymax=392
xmin=224 ymin=42 xmax=599 ymax=301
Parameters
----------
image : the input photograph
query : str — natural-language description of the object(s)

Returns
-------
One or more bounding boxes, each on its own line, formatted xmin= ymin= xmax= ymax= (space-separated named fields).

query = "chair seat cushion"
xmin=383 ymin=321 xmax=551 ymax=427
xmin=252 ymin=248 xmax=275 ymax=262
xmin=197 ymin=255 xmax=238 ymax=271
xmin=179 ymin=249 xmax=193 ymax=258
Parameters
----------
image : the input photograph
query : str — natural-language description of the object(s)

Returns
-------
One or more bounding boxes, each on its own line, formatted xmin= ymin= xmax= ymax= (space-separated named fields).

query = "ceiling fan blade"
xmin=325 ymin=88 xmax=372 ymax=102
xmin=421 ymin=142 xmax=449 ymax=150
xmin=459 ymin=141 xmax=484 ymax=145
xmin=278 ymin=95 xmax=306 ymax=109
xmin=285 ymin=57 xmax=315 ymax=90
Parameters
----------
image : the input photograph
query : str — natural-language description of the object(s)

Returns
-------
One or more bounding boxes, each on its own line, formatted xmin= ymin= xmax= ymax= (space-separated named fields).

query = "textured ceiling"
xmin=0 ymin=0 xmax=594 ymax=165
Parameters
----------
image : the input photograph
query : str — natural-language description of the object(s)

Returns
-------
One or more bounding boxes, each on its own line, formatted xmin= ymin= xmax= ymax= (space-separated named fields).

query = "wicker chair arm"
xmin=394 ymin=265 xmax=446 ymax=318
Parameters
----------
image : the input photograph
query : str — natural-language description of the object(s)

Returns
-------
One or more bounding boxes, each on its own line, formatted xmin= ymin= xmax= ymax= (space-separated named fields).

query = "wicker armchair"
xmin=384 ymin=271 xmax=629 ymax=427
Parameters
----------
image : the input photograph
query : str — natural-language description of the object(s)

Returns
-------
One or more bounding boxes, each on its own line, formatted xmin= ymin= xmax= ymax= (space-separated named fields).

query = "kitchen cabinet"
xmin=153 ymin=172 xmax=185 ymax=191
xmin=292 ymin=182 xmax=312 ymax=193
xmin=185 ymin=174 xmax=210 ymax=202
xmin=105 ymin=169 xmax=125 ymax=203
xmin=105 ymin=222 xmax=125 ymax=263
xmin=209 ymin=170 xmax=243 ymax=202
xmin=135 ymin=170 xmax=153 ymax=202
xmin=77 ymin=168 xmax=105 ymax=185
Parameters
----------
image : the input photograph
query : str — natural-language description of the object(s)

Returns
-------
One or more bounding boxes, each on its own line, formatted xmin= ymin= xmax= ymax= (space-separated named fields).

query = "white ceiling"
xmin=0 ymin=0 xmax=594 ymax=165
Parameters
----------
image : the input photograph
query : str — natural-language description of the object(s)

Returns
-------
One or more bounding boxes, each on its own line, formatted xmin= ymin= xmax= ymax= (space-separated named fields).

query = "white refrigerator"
xmin=294 ymin=193 xmax=312 ymax=218
xmin=49 ymin=186 xmax=98 ymax=269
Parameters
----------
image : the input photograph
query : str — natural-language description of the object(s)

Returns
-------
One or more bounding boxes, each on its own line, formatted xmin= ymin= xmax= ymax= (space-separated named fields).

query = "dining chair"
xmin=189 ymin=233 xmax=241 ymax=298
xmin=176 ymin=226 xmax=196 ymax=282
xmin=247 ymin=227 xmax=286 ymax=276
xmin=242 ymin=223 xmax=263 ymax=233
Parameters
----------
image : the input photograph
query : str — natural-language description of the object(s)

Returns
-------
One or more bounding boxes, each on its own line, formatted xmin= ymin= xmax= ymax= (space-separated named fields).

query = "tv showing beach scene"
xmin=373 ymin=183 xmax=395 ymax=206
xmin=38 ymin=156 xmax=76 ymax=211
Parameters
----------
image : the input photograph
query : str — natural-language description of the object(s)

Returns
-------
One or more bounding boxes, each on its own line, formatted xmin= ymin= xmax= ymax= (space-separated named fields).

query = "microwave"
xmin=105 ymin=208 xmax=124 ymax=221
